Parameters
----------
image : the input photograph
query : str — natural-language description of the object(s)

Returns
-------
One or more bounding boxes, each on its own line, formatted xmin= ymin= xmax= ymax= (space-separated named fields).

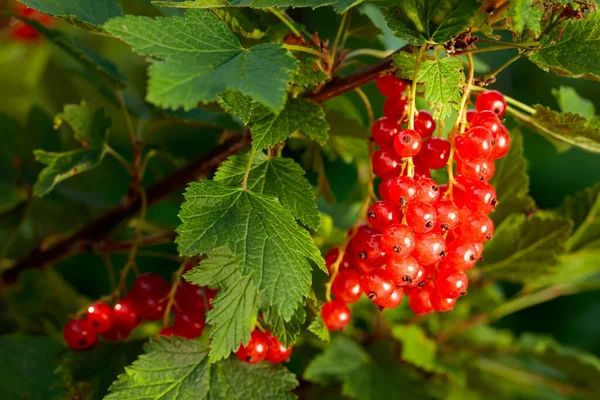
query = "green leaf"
xmin=506 ymin=0 xmax=543 ymax=37
xmin=382 ymin=0 xmax=481 ymax=45
xmin=489 ymin=129 xmax=535 ymax=226
xmin=185 ymin=246 xmax=243 ymax=290
xmin=526 ymin=250 xmax=600 ymax=291
xmin=218 ymin=90 xmax=254 ymax=125
xmin=176 ymin=180 xmax=324 ymax=320
xmin=304 ymin=336 xmax=371 ymax=384
xmin=20 ymin=0 xmax=122 ymax=29
xmin=551 ymin=86 xmax=595 ymax=119
xmin=105 ymin=337 xmax=298 ymax=399
xmin=153 ymin=0 xmax=350 ymax=9
xmin=326 ymin=110 xmax=369 ymax=139
xmin=307 ymin=315 xmax=330 ymax=342
xmin=152 ymin=0 xmax=229 ymax=8
xmin=391 ymin=52 xmax=417 ymax=79
xmin=293 ymin=58 xmax=329 ymax=89
xmin=556 ymin=184 xmax=600 ymax=251
xmin=392 ymin=325 xmax=439 ymax=372
xmin=55 ymin=102 xmax=111 ymax=148
xmin=417 ymin=57 xmax=464 ymax=119
xmin=0 ymin=182 xmax=28 ymax=215
xmin=479 ymin=214 xmax=573 ymax=284
xmin=530 ymin=105 xmax=600 ymax=153
xmin=528 ymin=13 xmax=600 ymax=80
xmin=251 ymin=98 xmax=329 ymax=149
xmin=104 ymin=10 xmax=298 ymax=112
xmin=263 ymin=303 xmax=306 ymax=348
xmin=212 ymin=8 xmax=267 ymax=39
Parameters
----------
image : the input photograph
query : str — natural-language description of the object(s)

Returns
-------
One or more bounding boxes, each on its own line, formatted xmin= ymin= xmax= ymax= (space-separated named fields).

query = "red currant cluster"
xmin=63 ymin=268 xmax=215 ymax=350
xmin=7 ymin=3 xmax=53 ymax=41
xmin=320 ymin=76 xmax=511 ymax=331
xmin=235 ymin=330 xmax=293 ymax=364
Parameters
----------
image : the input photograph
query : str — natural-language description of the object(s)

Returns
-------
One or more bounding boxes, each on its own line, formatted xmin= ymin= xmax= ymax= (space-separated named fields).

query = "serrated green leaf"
xmin=185 ymin=246 xmax=242 ymax=289
xmin=152 ymin=0 xmax=228 ymax=8
xmin=530 ymin=105 xmax=600 ymax=152
xmin=251 ymin=98 xmax=329 ymax=149
xmin=293 ymin=58 xmax=328 ymax=89
xmin=489 ymin=129 xmax=535 ymax=226
xmin=304 ymin=336 xmax=370 ymax=383
xmin=21 ymin=0 xmax=122 ymax=30
xmin=506 ymin=0 xmax=543 ymax=37
xmin=106 ymin=337 xmax=298 ymax=399
xmin=176 ymin=180 xmax=324 ymax=320
xmin=556 ymin=184 xmax=600 ymax=251
xmin=392 ymin=325 xmax=439 ymax=372
xmin=480 ymin=214 xmax=573 ymax=284
xmin=212 ymin=8 xmax=267 ymax=39
xmin=154 ymin=0 xmax=350 ymax=9
xmin=392 ymin=52 xmax=416 ymax=79
xmin=551 ymin=86 xmax=595 ymax=119
xmin=526 ymin=250 xmax=600 ymax=291
xmin=55 ymin=102 xmax=111 ymax=148
xmin=528 ymin=13 xmax=600 ymax=80
xmin=263 ymin=303 xmax=306 ymax=348
xmin=382 ymin=0 xmax=480 ymax=45
xmin=104 ymin=10 xmax=297 ymax=112
xmin=326 ymin=110 xmax=369 ymax=139
xmin=417 ymin=57 xmax=464 ymax=119
xmin=218 ymin=90 xmax=254 ymax=125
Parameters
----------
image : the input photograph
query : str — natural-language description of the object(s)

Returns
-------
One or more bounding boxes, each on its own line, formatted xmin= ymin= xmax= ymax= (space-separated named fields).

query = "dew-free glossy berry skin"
xmin=413 ymin=156 xmax=432 ymax=180
xmin=458 ymin=127 xmax=494 ymax=159
xmin=462 ymin=181 xmax=497 ymax=214
xmin=444 ymin=241 xmax=478 ymax=269
xmin=371 ymin=117 xmax=401 ymax=149
xmin=434 ymin=200 xmax=459 ymax=232
xmin=415 ymin=177 xmax=440 ymax=203
xmin=158 ymin=327 xmax=176 ymax=337
xmin=434 ymin=268 xmax=469 ymax=298
xmin=131 ymin=273 xmax=170 ymax=300
xmin=471 ymin=110 xmax=502 ymax=135
xmin=378 ymin=179 xmax=393 ymax=202
xmin=325 ymin=247 xmax=355 ymax=274
xmin=86 ymin=302 xmax=115 ymax=333
xmin=64 ymin=319 xmax=97 ymax=350
xmin=380 ymin=224 xmax=416 ymax=257
xmin=332 ymin=270 xmax=362 ymax=303
xmin=465 ymin=109 xmax=477 ymax=123
xmin=372 ymin=149 xmax=403 ymax=179
xmin=102 ymin=324 xmax=131 ymax=341
xmin=387 ymin=255 xmax=421 ymax=286
xmin=394 ymin=129 xmax=422 ymax=157
xmin=408 ymin=288 xmax=433 ymax=315
xmin=388 ymin=176 xmax=418 ymax=206
xmin=406 ymin=202 xmax=437 ymax=234
xmin=367 ymin=201 xmax=402 ymax=231
xmin=491 ymin=125 xmax=511 ymax=159
xmin=113 ymin=297 xmax=142 ymax=330
xmin=383 ymin=97 xmax=409 ymax=122
xmin=460 ymin=158 xmax=495 ymax=181
xmin=373 ymin=287 xmax=403 ymax=309
xmin=413 ymin=233 xmax=446 ymax=265
xmin=429 ymin=289 xmax=456 ymax=312
xmin=476 ymin=90 xmax=507 ymax=117
xmin=360 ymin=269 xmax=395 ymax=300
xmin=265 ymin=333 xmax=293 ymax=364
xmin=322 ymin=300 xmax=352 ymax=331
xmin=460 ymin=213 xmax=494 ymax=242
xmin=236 ymin=330 xmax=269 ymax=364
xmin=174 ymin=311 xmax=206 ymax=339
xmin=419 ymin=138 xmax=451 ymax=170
xmin=135 ymin=296 xmax=166 ymax=321
xmin=376 ymin=75 xmax=407 ymax=98
xmin=350 ymin=230 xmax=386 ymax=267
xmin=175 ymin=282 xmax=210 ymax=314
xmin=414 ymin=110 xmax=436 ymax=138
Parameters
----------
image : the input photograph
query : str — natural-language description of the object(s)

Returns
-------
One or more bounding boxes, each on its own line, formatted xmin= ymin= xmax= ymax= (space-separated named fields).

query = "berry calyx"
xmin=367 ymin=200 xmax=402 ymax=231
xmin=476 ymin=90 xmax=507 ymax=117
xmin=64 ymin=319 xmax=97 ymax=350
xmin=322 ymin=300 xmax=352 ymax=331
xmin=405 ymin=202 xmax=437 ymax=234
xmin=387 ymin=255 xmax=421 ymax=286
xmin=393 ymin=129 xmax=422 ymax=157
xmin=380 ymin=224 xmax=416 ymax=257
xmin=331 ymin=270 xmax=362 ymax=303
xmin=236 ymin=330 xmax=269 ymax=364
xmin=86 ymin=302 xmax=115 ymax=334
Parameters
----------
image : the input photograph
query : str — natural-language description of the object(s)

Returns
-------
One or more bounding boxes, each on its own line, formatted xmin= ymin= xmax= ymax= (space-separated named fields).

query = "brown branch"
xmin=93 ymin=231 xmax=177 ymax=254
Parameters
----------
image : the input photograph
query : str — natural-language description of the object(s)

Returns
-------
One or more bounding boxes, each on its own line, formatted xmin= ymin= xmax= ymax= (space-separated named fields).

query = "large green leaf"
xmin=417 ymin=57 xmax=464 ymax=119
xmin=104 ymin=10 xmax=297 ymax=112
xmin=21 ymin=0 xmax=122 ymax=30
xmin=556 ymin=184 xmax=600 ymax=251
xmin=392 ymin=325 xmax=439 ymax=372
xmin=105 ymin=338 xmax=298 ymax=399
xmin=218 ymin=90 xmax=254 ymax=125
xmin=154 ymin=0 xmax=354 ymax=9
xmin=551 ymin=86 xmax=595 ymax=119
xmin=506 ymin=0 xmax=543 ymax=37
xmin=262 ymin=303 xmax=306 ymax=348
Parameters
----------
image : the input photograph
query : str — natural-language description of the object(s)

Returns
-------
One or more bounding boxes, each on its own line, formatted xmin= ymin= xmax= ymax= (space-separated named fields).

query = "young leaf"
xmin=251 ymin=98 xmax=329 ymax=149
xmin=382 ymin=0 xmax=480 ymax=45
xmin=506 ymin=0 xmax=543 ymax=37
xmin=391 ymin=52 xmax=416 ymax=79
xmin=176 ymin=180 xmax=324 ymax=320
xmin=551 ymin=86 xmax=595 ymax=119
xmin=417 ymin=57 xmax=464 ymax=120
xmin=20 ymin=0 xmax=123 ymax=30
xmin=293 ymin=58 xmax=328 ymax=89
xmin=212 ymin=8 xmax=267 ymax=39
xmin=392 ymin=325 xmax=439 ymax=372
xmin=214 ymin=151 xmax=321 ymax=230
xmin=55 ymin=102 xmax=111 ymax=148
xmin=262 ymin=303 xmax=306 ymax=348
xmin=528 ymin=13 xmax=600 ymax=80
xmin=218 ymin=90 xmax=255 ymax=125
xmin=556 ymin=183 xmax=600 ymax=251
xmin=307 ymin=315 xmax=330 ymax=342
xmin=105 ymin=337 xmax=298 ymax=399
xmin=104 ymin=10 xmax=298 ymax=112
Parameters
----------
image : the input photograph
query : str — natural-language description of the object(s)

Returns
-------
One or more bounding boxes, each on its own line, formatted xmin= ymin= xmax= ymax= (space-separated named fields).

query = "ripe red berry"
xmin=64 ymin=319 xmax=97 ymax=350
xmin=462 ymin=181 xmax=497 ymax=214
xmin=376 ymin=75 xmax=407 ymax=97
xmin=471 ymin=110 xmax=502 ymax=135
xmin=383 ymin=97 xmax=409 ymax=122
xmin=371 ymin=117 xmax=401 ymax=149
xmin=415 ymin=177 xmax=440 ymax=203
xmin=135 ymin=296 xmax=166 ymax=321
xmin=373 ymin=287 xmax=403 ymax=309
xmin=491 ymin=125 xmax=511 ymax=159
xmin=322 ymin=300 xmax=352 ymax=331
xmin=158 ymin=326 xmax=176 ymax=337
xmin=406 ymin=202 xmax=437 ymax=234
xmin=413 ymin=156 xmax=432 ymax=179
xmin=434 ymin=267 xmax=469 ymax=298
xmin=460 ymin=158 xmax=495 ymax=181
xmin=325 ymin=247 xmax=355 ymax=274
xmin=429 ymin=289 xmax=456 ymax=312
xmin=414 ymin=110 xmax=436 ymax=138
xmin=86 ymin=302 xmax=115 ymax=333
xmin=113 ymin=297 xmax=142 ymax=330
xmin=476 ymin=90 xmax=507 ymax=117
xmin=418 ymin=138 xmax=451 ymax=169
xmin=175 ymin=282 xmax=211 ymax=314
xmin=444 ymin=241 xmax=478 ymax=269
xmin=236 ymin=330 xmax=269 ymax=364
xmin=372 ymin=149 xmax=403 ymax=179
xmin=408 ymin=288 xmax=433 ymax=315
xmin=465 ymin=109 xmax=477 ymax=123
xmin=413 ymin=233 xmax=446 ymax=265
xmin=387 ymin=255 xmax=421 ymax=286
xmin=350 ymin=229 xmax=386 ymax=267
xmin=102 ymin=325 xmax=131 ymax=341
xmin=380 ymin=224 xmax=416 ymax=257
xmin=457 ymin=127 xmax=494 ymax=159
xmin=173 ymin=311 xmax=206 ymax=339
xmin=367 ymin=200 xmax=402 ymax=231
xmin=360 ymin=268 xmax=395 ymax=300
xmin=265 ymin=333 xmax=293 ymax=363
xmin=387 ymin=176 xmax=418 ymax=206
xmin=131 ymin=273 xmax=170 ymax=300
xmin=394 ymin=129 xmax=422 ymax=157
xmin=332 ymin=270 xmax=362 ymax=303
xmin=434 ymin=200 xmax=459 ymax=232
xmin=460 ymin=213 xmax=494 ymax=242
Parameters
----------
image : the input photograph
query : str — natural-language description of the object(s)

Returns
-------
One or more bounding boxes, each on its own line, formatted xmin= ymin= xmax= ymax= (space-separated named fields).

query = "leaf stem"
xmin=241 ymin=147 xmax=256 ymax=191
xmin=471 ymin=86 xmax=536 ymax=115
xmin=331 ymin=12 xmax=348 ymax=65
xmin=476 ymin=39 xmax=540 ymax=49
xmin=283 ymin=44 xmax=330 ymax=63
xmin=354 ymin=87 xmax=374 ymax=126
xmin=104 ymin=144 xmax=133 ymax=173
xmin=345 ymin=48 xmax=394 ymax=61
xmin=162 ymin=258 xmax=189 ymax=328
xmin=478 ymin=53 xmax=522 ymax=84
xmin=269 ymin=8 xmax=301 ymax=38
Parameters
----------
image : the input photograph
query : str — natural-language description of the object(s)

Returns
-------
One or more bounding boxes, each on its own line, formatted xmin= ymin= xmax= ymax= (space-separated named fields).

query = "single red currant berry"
xmin=332 ymin=270 xmax=362 ymax=303
xmin=325 ymin=247 xmax=340 ymax=273
xmin=367 ymin=200 xmax=402 ymax=231
xmin=371 ymin=117 xmax=401 ymax=149
xmin=394 ymin=129 xmax=422 ymax=157
xmin=379 ymin=179 xmax=393 ymax=202
xmin=388 ymin=176 xmax=418 ymax=206
xmin=444 ymin=241 xmax=478 ymax=269
xmin=434 ymin=267 xmax=469 ymax=298
xmin=236 ymin=330 xmax=269 ymax=364
xmin=460 ymin=158 xmax=495 ymax=181
xmin=265 ymin=332 xmax=293 ymax=364
xmin=414 ymin=110 xmax=436 ymax=138
xmin=461 ymin=213 xmax=494 ymax=242
xmin=350 ymin=230 xmax=386 ymax=267
xmin=413 ymin=233 xmax=446 ymax=265
xmin=173 ymin=310 xmax=206 ymax=339
xmin=474 ymin=242 xmax=484 ymax=261
xmin=64 ymin=319 xmax=97 ymax=350
xmin=387 ymin=255 xmax=420 ymax=286
xmin=465 ymin=109 xmax=477 ymax=123
xmin=429 ymin=288 xmax=456 ymax=312
xmin=131 ymin=273 xmax=170 ymax=300
xmin=413 ymin=155 xmax=432 ymax=179
xmin=458 ymin=127 xmax=494 ymax=159
xmin=175 ymin=282 xmax=211 ymax=314
xmin=135 ymin=296 xmax=166 ymax=321
xmin=415 ymin=177 xmax=440 ymax=203
xmin=491 ymin=125 xmax=511 ymax=159
xmin=360 ymin=268 xmax=395 ymax=300
xmin=408 ymin=288 xmax=433 ymax=315
xmin=471 ymin=110 xmax=502 ymax=135
xmin=463 ymin=181 xmax=497 ymax=214
xmin=372 ymin=149 xmax=403 ymax=179
xmin=418 ymin=138 xmax=451 ymax=170
xmin=86 ymin=302 xmax=115 ymax=334
xmin=376 ymin=75 xmax=407 ymax=97
xmin=434 ymin=200 xmax=459 ymax=232
xmin=406 ymin=202 xmax=437 ymax=234
xmin=351 ymin=250 xmax=373 ymax=275
xmin=158 ymin=327 xmax=176 ymax=337
xmin=102 ymin=325 xmax=131 ymax=341
xmin=380 ymin=224 xmax=416 ymax=257
xmin=476 ymin=90 xmax=507 ymax=117
xmin=373 ymin=286 xmax=403 ymax=309
xmin=113 ymin=297 xmax=143 ymax=330
xmin=322 ymin=300 xmax=352 ymax=331
xmin=383 ymin=96 xmax=409 ymax=122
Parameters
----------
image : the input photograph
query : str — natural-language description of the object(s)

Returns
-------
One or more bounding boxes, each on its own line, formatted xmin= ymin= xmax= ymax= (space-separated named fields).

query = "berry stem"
xmin=345 ymin=48 xmax=395 ymax=61
xmin=104 ymin=145 xmax=133 ymax=173
xmin=241 ymin=147 xmax=256 ymax=191
xmin=117 ymin=90 xmax=143 ymax=196
xmin=269 ymin=8 xmax=301 ymax=38
xmin=162 ymin=258 xmax=189 ymax=328
xmin=476 ymin=53 xmax=523 ymax=85
xmin=354 ymin=87 xmax=374 ymax=126
xmin=283 ymin=44 xmax=331 ymax=63
xmin=408 ymin=44 xmax=427 ymax=130
xmin=331 ymin=12 xmax=348 ymax=68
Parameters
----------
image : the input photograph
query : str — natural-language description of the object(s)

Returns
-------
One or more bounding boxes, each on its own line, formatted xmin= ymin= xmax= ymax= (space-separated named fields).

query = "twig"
xmin=162 ymin=258 xmax=189 ymax=327
xmin=269 ymin=8 xmax=301 ymax=38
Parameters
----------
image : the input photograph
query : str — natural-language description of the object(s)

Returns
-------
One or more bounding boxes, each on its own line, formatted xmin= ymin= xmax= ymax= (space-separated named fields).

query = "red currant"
xmin=350 ymin=229 xmax=386 ymax=267
xmin=371 ymin=117 xmax=401 ymax=149
xmin=332 ymin=270 xmax=362 ymax=303
xmin=457 ymin=127 xmax=494 ymax=159
xmin=465 ymin=109 xmax=477 ymax=123
xmin=113 ymin=297 xmax=142 ymax=330
xmin=265 ymin=332 xmax=293 ymax=363
xmin=236 ymin=330 xmax=269 ymax=364
xmin=367 ymin=200 xmax=402 ymax=231
xmin=102 ymin=325 xmax=131 ymax=341
xmin=408 ymin=288 xmax=433 ymax=315
xmin=380 ymin=223 xmax=416 ymax=257
xmin=415 ymin=177 xmax=440 ymax=203
xmin=434 ymin=200 xmax=459 ymax=232
xmin=491 ymin=125 xmax=511 ymax=159
xmin=444 ymin=241 xmax=478 ymax=269
xmin=378 ymin=179 xmax=393 ymax=202
xmin=131 ymin=273 xmax=170 ymax=300
xmin=434 ymin=267 xmax=469 ymax=298
xmin=322 ymin=300 xmax=351 ymax=331
xmin=135 ymin=296 xmax=166 ymax=321
xmin=418 ymin=138 xmax=451 ymax=169
xmin=429 ymin=289 xmax=456 ymax=312
xmin=387 ymin=176 xmax=418 ymax=206
xmin=383 ymin=97 xmax=409 ymax=122
xmin=360 ymin=268 xmax=394 ymax=300
xmin=462 ymin=181 xmax=497 ymax=214
xmin=175 ymin=282 xmax=210 ymax=314
xmin=394 ymin=129 xmax=422 ymax=157
xmin=325 ymin=247 xmax=355 ymax=274
xmin=413 ymin=233 xmax=446 ymax=265
xmin=476 ymin=90 xmax=507 ymax=117
xmin=471 ymin=110 xmax=502 ymax=135
xmin=414 ymin=110 xmax=436 ymax=137
xmin=406 ymin=202 xmax=437 ymax=234
xmin=174 ymin=311 xmax=206 ymax=339
xmin=376 ymin=75 xmax=407 ymax=97
xmin=86 ymin=302 xmax=115 ymax=334
xmin=373 ymin=286 xmax=403 ymax=309
xmin=460 ymin=158 xmax=495 ymax=181
xmin=387 ymin=255 xmax=421 ymax=286
xmin=372 ymin=148 xmax=403 ymax=179
xmin=158 ymin=327 xmax=176 ymax=337
xmin=64 ymin=319 xmax=97 ymax=350
xmin=460 ymin=213 xmax=494 ymax=242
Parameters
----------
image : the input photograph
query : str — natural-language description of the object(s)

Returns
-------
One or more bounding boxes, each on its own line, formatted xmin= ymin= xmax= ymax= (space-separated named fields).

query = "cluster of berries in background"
xmin=321 ymin=74 xmax=511 ymax=331
xmin=235 ymin=330 xmax=293 ymax=365
xmin=6 ymin=2 xmax=53 ymax=41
